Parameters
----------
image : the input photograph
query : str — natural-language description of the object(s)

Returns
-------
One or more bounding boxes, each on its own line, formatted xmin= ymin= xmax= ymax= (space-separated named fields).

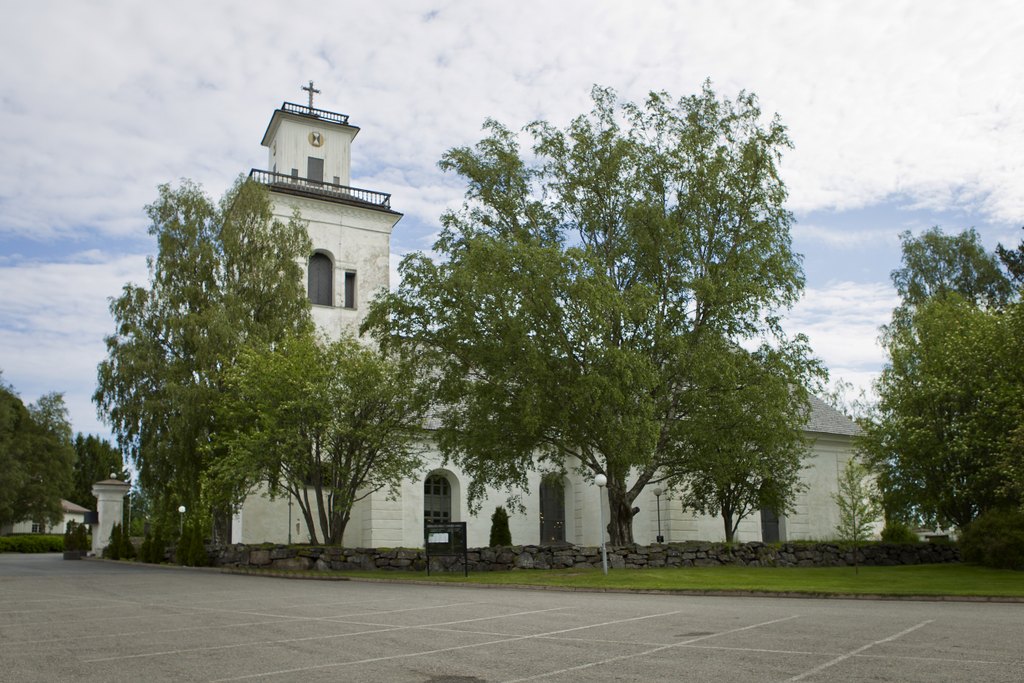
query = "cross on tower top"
xmin=302 ymin=80 xmax=321 ymax=110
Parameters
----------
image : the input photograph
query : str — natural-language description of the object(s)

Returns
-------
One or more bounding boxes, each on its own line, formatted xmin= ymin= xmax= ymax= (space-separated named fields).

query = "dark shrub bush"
xmin=156 ymin=528 xmax=168 ymax=563
xmin=120 ymin=528 xmax=136 ymax=560
xmin=186 ymin=524 xmax=207 ymax=567
xmin=145 ymin=527 xmax=167 ymax=564
xmin=175 ymin=524 xmax=190 ymax=565
xmin=104 ymin=523 xmax=123 ymax=560
xmin=175 ymin=522 xmax=207 ymax=566
xmin=139 ymin=532 xmax=152 ymax=563
xmin=881 ymin=521 xmax=920 ymax=544
xmin=64 ymin=521 xmax=88 ymax=552
xmin=489 ymin=506 xmax=512 ymax=546
xmin=959 ymin=508 xmax=1024 ymax=570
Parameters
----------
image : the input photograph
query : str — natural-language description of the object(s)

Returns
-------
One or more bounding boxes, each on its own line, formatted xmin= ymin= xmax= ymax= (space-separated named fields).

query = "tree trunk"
xmin=313 ymin=482 xmax=332 ymax=544
xmin=297 ymin=487 xmax=320 ymax=545
xmin=722 ymin=507 xmax=735 ymax=543
xmin=329 ymin=510 xmax=350 ymax=546
xmin=605 ymin=479 xmax=636 ymax=545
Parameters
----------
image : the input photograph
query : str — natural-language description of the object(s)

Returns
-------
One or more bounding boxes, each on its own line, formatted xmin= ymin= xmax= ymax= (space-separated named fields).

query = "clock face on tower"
xmin=309 ymin=131 xmax=324 ymax=147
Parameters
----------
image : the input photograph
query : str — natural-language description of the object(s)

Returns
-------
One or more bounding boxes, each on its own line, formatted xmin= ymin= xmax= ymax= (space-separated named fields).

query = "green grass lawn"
xmin=308 ymin=564 xmax=1024 ymax=598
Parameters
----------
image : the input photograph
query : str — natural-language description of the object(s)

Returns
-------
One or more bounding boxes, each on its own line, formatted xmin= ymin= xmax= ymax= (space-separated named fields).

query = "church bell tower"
xmin=250 ymin=82 xmax=401 ymax=338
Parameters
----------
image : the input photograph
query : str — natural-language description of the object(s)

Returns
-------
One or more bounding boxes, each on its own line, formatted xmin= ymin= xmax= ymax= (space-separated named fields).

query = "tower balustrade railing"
xmin=249 ymin=168 xmax=391 ymax=208
xmin=280 ymin=101 xmax=350 ymax=125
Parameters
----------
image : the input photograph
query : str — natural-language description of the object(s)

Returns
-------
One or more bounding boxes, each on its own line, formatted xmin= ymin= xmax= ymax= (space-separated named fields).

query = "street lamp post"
xmin=653 ymin=487 xmax=664 ymax=543
xmin=177 ymin=505 xmax=186 ymax=536
xmin=595 ymin=474 xmax=608 ymax=575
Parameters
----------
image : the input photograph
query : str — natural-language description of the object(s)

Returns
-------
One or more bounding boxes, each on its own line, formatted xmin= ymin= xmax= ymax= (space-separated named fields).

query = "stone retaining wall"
xmin=209 ymin=541 xmax=959 ymax=573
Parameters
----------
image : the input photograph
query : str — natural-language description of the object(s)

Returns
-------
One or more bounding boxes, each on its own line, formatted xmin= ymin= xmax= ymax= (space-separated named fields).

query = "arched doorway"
xmin=539 ymin=476 xmax=566 ymax=544
xmin=424 ymin=474 xmax=452 ymax=524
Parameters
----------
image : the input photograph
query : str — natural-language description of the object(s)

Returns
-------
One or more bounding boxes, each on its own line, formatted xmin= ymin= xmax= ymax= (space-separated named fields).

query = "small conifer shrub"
xmin=139 ymin=532 xmax=152 ymax=562
xmin=186 ymin=523 xmax=208 ymax=567
xmin=489 ymin=506 xmax=512 ymax=546
xmin=146 ymin=527 xmax=167 ymax=564
xmin=104 ymin=523 xmax=123 ymax=560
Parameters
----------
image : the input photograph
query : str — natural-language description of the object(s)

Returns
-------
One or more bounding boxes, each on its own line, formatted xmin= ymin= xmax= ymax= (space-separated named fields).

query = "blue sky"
xmin=1 ymin=1 xmax=1022 ymax=440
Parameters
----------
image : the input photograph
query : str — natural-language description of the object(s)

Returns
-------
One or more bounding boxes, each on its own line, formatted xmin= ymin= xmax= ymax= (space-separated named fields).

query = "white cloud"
xmin=3 ymin=1 xmax=1023 ymax=244
xmin=785 ymin=280 xmax=899 ymax=400
xmin=0 ymin=252 xmax=149 ymax=439
xmin=1 ymin=0 xmax=1020 ymax=435
xmin=793 ymin=223 xmax=902 ymax=250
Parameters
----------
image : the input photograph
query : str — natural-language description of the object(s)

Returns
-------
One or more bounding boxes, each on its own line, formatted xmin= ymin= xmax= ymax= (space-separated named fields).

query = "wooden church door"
xmin=539 ymin=478 xmax=566 ymax=544
xmin=760 ymin=507 xmax=781 ymax=543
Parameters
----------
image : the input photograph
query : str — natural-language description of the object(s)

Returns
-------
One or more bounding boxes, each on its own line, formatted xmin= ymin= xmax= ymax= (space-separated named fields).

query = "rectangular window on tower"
xmin=344 ymin=271 xmax=356 ymax=309
xmin=307 ymin=157 xmax=324 ymax=184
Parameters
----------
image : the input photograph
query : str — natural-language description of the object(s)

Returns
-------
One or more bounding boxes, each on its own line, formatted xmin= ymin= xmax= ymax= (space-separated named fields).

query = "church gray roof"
xmin=423 ymin=393 xmax=861 ymax=437
xmin=805 ymin=393 xmax=861 ymax=436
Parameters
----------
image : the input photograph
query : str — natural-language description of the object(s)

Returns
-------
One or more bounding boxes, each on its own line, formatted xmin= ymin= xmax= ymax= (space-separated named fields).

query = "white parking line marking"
xmin=207 ymin=609 xmax=687 ymax=681
xmin=5 ymin=600 xmax=486 ymax=646
xmin=785 ymin=620 xmax=934 ymax=682
xmin=504 ymin=615 xmax=801 ymax=682
xmin=84 ymin=606 xmax=573 ymax=663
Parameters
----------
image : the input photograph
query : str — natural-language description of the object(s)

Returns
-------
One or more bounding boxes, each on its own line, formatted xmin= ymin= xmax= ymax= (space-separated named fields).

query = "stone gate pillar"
xmin=91 ymin=478 xmax=130 ymax=556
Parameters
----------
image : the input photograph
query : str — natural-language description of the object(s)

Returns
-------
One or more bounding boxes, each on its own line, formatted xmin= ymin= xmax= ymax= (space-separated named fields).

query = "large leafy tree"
xmin=865 ymin=228 xmax=1022 ymax=528
xmin=0 ymin=376 xmax=75 ymax=529
xmin=888 ymin=226 xmax=1013 ymax=333
xmin=867 ymin=297 xmax=1022 ymax=527
xmin=997 ymin=232 xmax=1024 ymax=499
xmin=95 ymin=178 xmax=312 ymax=528
xmin=210 ymin=334 xmax=430 ymax=545
xmin=365 ymin=83 xmax=819 ymax=544
xmin=67 ymin=434 xmax=127 ymax=510
xmin=664 ymin=339 xmax=814 ymax=542
xmin=996 ymin=227 xmax=1024 ymax=288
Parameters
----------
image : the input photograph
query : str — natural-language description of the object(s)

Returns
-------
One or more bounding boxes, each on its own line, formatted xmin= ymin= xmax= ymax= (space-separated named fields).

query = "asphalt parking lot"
xmin=1 ymin=553 xmax=1021 ymax=682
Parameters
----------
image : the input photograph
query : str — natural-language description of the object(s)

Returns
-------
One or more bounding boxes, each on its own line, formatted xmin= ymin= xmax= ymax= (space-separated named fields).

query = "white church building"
xmin=231 ymin=92 xmax=862 ymax=549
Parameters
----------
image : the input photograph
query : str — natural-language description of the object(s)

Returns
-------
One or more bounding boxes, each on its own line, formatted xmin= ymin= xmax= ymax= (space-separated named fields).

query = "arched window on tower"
xmin=308 ymin=253 xmax=333 ymax=306
xmin=424 ymin=474 xmax=451 ymax=524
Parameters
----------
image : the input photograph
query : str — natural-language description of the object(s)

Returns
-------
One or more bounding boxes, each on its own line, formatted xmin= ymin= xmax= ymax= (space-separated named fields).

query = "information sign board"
xmin=424 ymin=522 xmax=468 ymax=576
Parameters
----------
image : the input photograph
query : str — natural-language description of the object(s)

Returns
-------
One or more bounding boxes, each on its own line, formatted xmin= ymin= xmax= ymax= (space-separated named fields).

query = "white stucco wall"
xmin=269 ymin=193 xmax=397 ymax=340
xmin=786 ymin=433 xmax=852 ymax=541
xmin=4 ymin=514 xmax=82 ymax=535
xmin=234 ymin=482 xmax=371 ymax=546
xmin=236 ymin=428 xmax=861 ymax=548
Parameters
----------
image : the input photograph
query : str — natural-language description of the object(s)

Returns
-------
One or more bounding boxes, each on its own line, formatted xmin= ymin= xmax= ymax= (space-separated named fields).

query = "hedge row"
xmin=0 ymin=534 xmax=64 ymax=553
